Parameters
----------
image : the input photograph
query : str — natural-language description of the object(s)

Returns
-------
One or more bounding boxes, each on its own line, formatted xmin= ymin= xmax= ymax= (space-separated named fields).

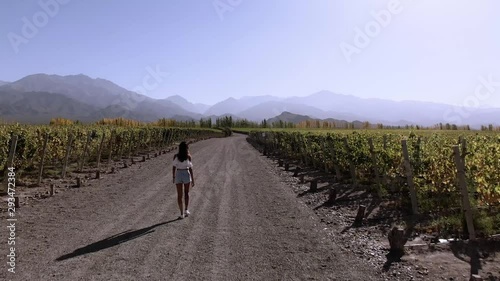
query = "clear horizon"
xmin=2 ymin=0 xmax=500 ymax=107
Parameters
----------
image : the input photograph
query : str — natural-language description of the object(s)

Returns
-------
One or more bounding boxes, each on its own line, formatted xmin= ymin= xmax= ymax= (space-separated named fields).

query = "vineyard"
xmin=0 ymin=124 xmax=225 ymax=187
xmin=248 ymin=129 xmax=500 ymax=237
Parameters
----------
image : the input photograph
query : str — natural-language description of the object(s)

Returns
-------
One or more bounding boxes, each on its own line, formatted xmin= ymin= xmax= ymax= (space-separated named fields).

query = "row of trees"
xmin=42 ymin=117 xmax=500 ymax=131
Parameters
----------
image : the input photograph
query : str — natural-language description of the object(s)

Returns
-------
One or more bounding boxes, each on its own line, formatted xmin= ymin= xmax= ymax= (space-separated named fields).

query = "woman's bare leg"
xmin=184 ymin=183 xmax=191 ymax=212
xmin=176 ymin=183 xmax=184 ymax=216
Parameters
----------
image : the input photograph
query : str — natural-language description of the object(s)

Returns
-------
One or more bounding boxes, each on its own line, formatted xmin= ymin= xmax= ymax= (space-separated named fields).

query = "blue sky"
xmin=1 ymin=0 xmax=499 ymax=107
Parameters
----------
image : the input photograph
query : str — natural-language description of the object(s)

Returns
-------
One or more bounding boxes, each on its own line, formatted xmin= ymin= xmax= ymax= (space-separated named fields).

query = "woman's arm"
xmin=172 ymin=166 xmax=176 ymax=183
xmin=189 ymin=167 xmax=195 ymax=187
xmin=172 ymin=154 xmax=177 ymax=183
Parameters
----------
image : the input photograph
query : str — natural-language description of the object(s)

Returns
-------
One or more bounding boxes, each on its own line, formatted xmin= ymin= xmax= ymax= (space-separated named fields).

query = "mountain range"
xmin=0 ymin=74 xmax=499 ymax=127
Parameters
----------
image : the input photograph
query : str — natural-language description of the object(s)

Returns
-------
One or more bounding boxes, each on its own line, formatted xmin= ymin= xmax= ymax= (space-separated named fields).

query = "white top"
xmin=173 ymin=157 xmax=193 ymax=169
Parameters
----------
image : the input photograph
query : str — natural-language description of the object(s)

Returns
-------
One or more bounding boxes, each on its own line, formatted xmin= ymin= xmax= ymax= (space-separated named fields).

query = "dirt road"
xmin=1 ymin=134 xmax=380 ymax=281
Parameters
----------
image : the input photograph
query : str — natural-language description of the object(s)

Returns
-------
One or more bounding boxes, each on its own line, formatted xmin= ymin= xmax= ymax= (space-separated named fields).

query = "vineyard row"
xmin=248 ymin=131 xmax=500 ymax=211
xmin=0 ymin=126 xmax=224 ymax=191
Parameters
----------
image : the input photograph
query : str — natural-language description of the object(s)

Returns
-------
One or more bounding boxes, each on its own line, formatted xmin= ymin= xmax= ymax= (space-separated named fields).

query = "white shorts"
xmin=175 ymin=169 xmax=191 ymax=184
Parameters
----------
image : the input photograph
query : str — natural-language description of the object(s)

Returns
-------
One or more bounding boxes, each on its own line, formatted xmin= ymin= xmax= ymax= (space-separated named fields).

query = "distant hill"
xmin=165 ymin=95 xmax=209 ymax=114
xmin=267 ymin=111 xmax=311 ymax=124
xmin=268 ymin=111 xmax=366 ymax=129
xmin=238 ymin=101 xmax=343 ymax=121
xmin=0 ymin=89 xmax=158 ymax=124
xmin=202 ymin=90 xmax=500 ymax=128
xmin=0 ymin=74 xmax=199 ymax=123
xmin=0 ymin=89 xmax=100 ymax=124
xmin=203 ymin=97 xmax=247 ymax=116
xmin=283 ymin=90 xmax=500 ymax=127
xmin=5 ymin=74 xmax=147 ymax=110
xmin=1 ymin=73 xmax=499 ymax=127
xmin=204 ymin=95 xmax=282 ymax=116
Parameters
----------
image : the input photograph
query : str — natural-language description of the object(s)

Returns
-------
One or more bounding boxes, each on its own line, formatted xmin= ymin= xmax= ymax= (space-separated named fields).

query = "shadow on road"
xmin=56 ymin=219 xmax=179 ymax=261
xmin=449 ymin=239 xmax=500 ymax=277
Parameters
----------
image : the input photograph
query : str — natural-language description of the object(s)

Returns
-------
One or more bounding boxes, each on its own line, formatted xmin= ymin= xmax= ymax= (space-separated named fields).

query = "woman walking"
xmin=172 ymin=141 xmax=195 ymax=219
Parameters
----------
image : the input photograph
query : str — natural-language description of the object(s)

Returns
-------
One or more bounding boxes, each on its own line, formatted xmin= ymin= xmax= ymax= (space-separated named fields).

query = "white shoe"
xmin=178 ymin=214 xmax=184 ymax=220
xmin=185 ymin=210 xmax=190 ymax=217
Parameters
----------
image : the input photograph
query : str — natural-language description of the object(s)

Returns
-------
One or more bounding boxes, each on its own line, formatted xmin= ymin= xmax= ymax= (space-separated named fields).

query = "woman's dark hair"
xmin=176 ymin=141 xmax=189 ymax=162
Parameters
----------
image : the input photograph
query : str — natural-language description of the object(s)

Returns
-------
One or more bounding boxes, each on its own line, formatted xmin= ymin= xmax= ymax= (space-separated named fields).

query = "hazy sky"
xmin=1 ymin=0 xmax=499 ymax=107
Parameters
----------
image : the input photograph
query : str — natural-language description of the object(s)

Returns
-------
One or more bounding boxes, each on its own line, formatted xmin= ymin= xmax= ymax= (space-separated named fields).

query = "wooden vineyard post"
xmin=293 ymin=167 xmax=301 ymax=177
xmin=79 ymin=132 xmax=92 ymax=172
xmin=312 ymin=153 xmax=317 ymax=169
xmin=137 ymin=130 xmax=144 ymax=153
xmin=49 ymin=184 xmax=55 ymax=196
xmin=329 ymin=143 xmax=342 ymax=182
xmin=154 ymin=130 xmax=160 ymax=153
xmin=322 ymin=141 xmax=329 ymax=173
xmin=107 ymin=130 xmax=115 ymax=164
xmin=343 ymin=138 xmax=357 ymax=185
xmin=117 ymin=131 xmax=125 ymax=160
xmin=61 ymin=133 xmax=74 ymax=179
xmin=457 ymin=137 xmax=467 ymax=212
xmin=37 ymin=133 xmax=49 ymax=186
xmin=310 ymin=179 xmax=318 ymax=192
xmin=127 ymin=132 xmax=134 ymax=159
xmin=147 ymin=130 xmax=153 ymax=151
xmin=388 ymin=226 xmax=405 ymax=255
xmin=158 ymin=130 xmax=164 ymax=153
xmin=166 ymin=131 xmax=173 ymax=151
xmin=162 ymin=130 xmax=169 ymax=151
xmin=327 ymin=187 xmax=337 ymax=204
xmin=157 ymin=131 xmax=163 ymax=154
xmin=453 ymin=145 xmax=475 ymax=240
xmin=171 ymin=130 xmax=176 ymax=147
xmin=1 ymin=135 xmax=18 ymax=195
xmin=354 ymin=205 xmax=366 ymax=225
xmin=96 ymin=132 xmax=106 ymax=172
xmin=368 ymin=138 xmax=382 ymax=198
xmin=151 ymin=130 xmax=156 ymax=151
xmin=401 ymin=139 xmax=419 ymax=215
xmin=302 ymin=141 xmax=309 ymax=167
